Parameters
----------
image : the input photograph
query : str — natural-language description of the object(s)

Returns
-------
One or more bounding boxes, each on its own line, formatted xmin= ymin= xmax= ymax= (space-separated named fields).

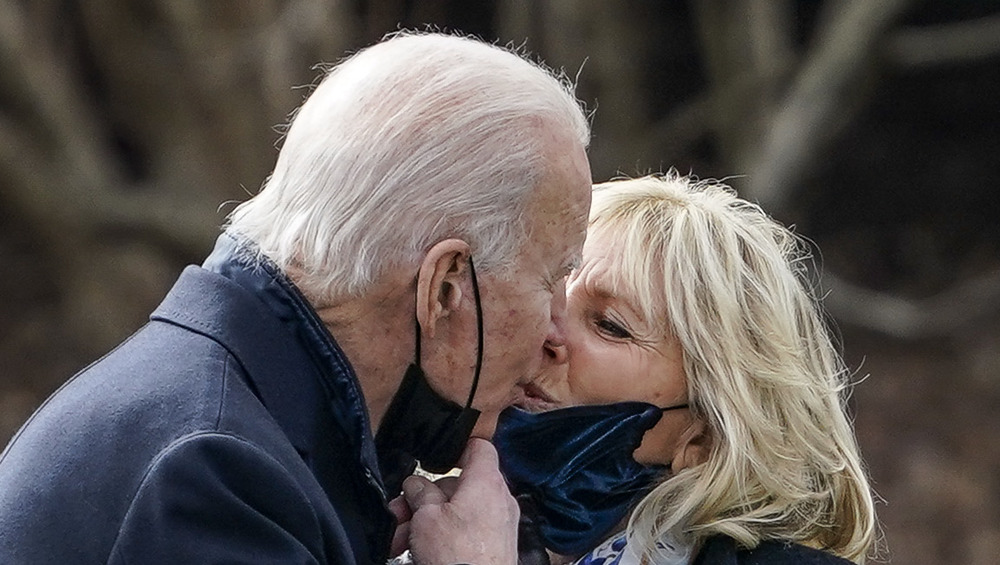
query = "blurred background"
xmin=1 ymin=1 xmax=998 ymax=563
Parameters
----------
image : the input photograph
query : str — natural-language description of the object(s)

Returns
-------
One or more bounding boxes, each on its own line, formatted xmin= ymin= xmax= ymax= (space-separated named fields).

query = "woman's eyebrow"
xmin=587 ymin=281 xmax=646 ymax=319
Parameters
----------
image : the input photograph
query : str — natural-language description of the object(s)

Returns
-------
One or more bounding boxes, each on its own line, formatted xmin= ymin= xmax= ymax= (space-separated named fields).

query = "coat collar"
xmin=151 ymin=234 xmax=384 ymax=492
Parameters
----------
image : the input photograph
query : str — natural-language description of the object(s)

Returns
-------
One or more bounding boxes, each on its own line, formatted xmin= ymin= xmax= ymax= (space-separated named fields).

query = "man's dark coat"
xmin=0 ymin=236 xmax=395 ymax=564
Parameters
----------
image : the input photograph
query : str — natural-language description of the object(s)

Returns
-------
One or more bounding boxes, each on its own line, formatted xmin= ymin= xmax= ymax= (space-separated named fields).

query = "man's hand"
xmin=388 ymin=494 xmax=414 ymax=559
xmin=401 ymin=439 xmax=519 ymax=565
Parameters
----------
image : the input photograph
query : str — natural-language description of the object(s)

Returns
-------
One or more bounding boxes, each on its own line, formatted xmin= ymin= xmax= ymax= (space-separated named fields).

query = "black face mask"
xmin=375 ymin=257 xmax=484 ymax=495
xmin=493 ymin=401 xmax=688 ymax=556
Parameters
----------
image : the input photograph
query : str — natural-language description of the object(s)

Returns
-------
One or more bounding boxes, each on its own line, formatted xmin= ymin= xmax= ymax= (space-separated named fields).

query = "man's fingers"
xmin=405 ymin=440 xmax=520 ymax=565
xmin=390 ymin=521 xmax=410 ymax=558
xmin=457 ymin=437 xmax=499 ymax=472
xmin=403 ymin=441 xmax=520 ymax=565
xmin=453 ymin=439 xmax=508 ymax=500
xmin=388 ymin=494 xmax=412 ymax=524
xmin=433 ymin=476 xmax=459 ymax=499
xmin=401 ymin=475 xmax=448 ymax=511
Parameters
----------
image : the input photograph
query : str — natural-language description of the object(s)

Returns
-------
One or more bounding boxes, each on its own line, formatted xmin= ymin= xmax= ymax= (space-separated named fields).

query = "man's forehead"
xmin=522 ymin=141 xmax=591 ymax=264
xmin=525 ymin=186 xmax=588 ymax=242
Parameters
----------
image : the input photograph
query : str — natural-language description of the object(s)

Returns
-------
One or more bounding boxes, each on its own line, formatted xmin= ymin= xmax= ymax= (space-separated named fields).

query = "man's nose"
xmin=544 ymin=339 xmax=568 ymax=364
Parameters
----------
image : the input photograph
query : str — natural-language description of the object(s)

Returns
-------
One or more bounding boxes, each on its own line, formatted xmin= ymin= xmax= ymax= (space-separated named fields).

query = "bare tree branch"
xmin=0 ymin=115 xmax=82 ymax=245
xmin=0 ymin=0 xmax=222 ymax=258
xmin=885 ymin=14 xmax=1000 ymax=69
xmin=258 ymin=0 xmax=358 ymax=108
xmin=0 ymin=0 xmax=121 ymax=194
xmin=745 ymin=0 xmax=796 ymax=81
xmin=690 ymin=0 xmax=798 ymax=181
xmin=686 ymin=0 xmax=1000 ymax=340
xmin=748 ymin=1 xmax=1000 ymax=340
xmin=823 ymin=267 xmax=1000 ymax=340
xmin=0 ymin=108 xmax=219 ymax=261
xmin=508 ymin=0 xmax=657 ymax=178
xmin=745 ymin=0 xmax=915 ymax=214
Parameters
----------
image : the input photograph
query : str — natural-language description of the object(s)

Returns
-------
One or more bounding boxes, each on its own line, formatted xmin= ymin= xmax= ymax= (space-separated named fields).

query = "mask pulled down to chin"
xmin=493 ymin=401 xmax=684 ymax=556
xmin=374 ymin=256 xmax=486 ymax=496
xmin=375 ymin=362 xmax=480 ymax=495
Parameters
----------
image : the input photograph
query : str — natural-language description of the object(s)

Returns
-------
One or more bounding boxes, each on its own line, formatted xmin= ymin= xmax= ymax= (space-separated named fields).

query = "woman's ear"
xmin=671 ymin=417 xmax=711 ymax=472
xmin=415 ymin=239 xmax=471 ymax=339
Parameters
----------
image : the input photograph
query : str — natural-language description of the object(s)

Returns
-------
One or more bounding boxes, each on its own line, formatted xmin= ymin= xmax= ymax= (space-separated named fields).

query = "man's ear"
xmin=415 ymin=239 xmax=472 ymax=339
xmin=671 ymin=417 xmax=712 ymax=473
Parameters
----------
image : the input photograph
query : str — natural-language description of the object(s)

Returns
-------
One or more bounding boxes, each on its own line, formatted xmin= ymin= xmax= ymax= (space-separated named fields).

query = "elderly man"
xmin=0 ymin=32 xmax=591 ymax=565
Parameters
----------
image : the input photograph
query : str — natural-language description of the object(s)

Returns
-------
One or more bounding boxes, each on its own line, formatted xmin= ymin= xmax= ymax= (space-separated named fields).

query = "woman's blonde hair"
xmin=588 ymin=174 xmax=876 ymax=563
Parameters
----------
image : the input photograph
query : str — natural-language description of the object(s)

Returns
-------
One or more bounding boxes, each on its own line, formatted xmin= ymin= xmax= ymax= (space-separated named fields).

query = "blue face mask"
xmin=493 ymin=401 xmax=688 ymax=556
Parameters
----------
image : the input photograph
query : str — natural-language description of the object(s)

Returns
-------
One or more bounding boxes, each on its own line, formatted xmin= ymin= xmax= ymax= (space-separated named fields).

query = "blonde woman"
xmin=495 ymin=174 xmax=877 ymax=564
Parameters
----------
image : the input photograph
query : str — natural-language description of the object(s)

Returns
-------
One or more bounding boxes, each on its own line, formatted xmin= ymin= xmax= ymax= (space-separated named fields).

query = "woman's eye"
xmin=596 ymin=318 xmax=632 ymax=339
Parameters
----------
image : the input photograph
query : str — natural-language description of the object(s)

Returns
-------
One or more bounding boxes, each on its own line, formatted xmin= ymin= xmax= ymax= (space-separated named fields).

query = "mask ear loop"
xmin=413 ymin=255 xmax=483 ymax=410
xmin=660 ymin=402 xmax=693 ymax=474
xmin=411 ymin=255 xmax=481 ymax=409
xmin=413 ymin=309 xmax=422 ymax=367
xmin=464 ymin=255 xmax=484 ymax=409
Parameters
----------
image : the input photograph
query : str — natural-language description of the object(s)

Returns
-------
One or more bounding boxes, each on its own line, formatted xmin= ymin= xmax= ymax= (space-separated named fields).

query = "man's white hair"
xmin=226 ymin=32 xmax=590 ymax=303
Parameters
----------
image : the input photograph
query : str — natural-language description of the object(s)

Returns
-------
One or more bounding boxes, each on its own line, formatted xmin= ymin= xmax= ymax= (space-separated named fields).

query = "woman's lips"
xmin=516 ymin=382 xmax=560 ymax=413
